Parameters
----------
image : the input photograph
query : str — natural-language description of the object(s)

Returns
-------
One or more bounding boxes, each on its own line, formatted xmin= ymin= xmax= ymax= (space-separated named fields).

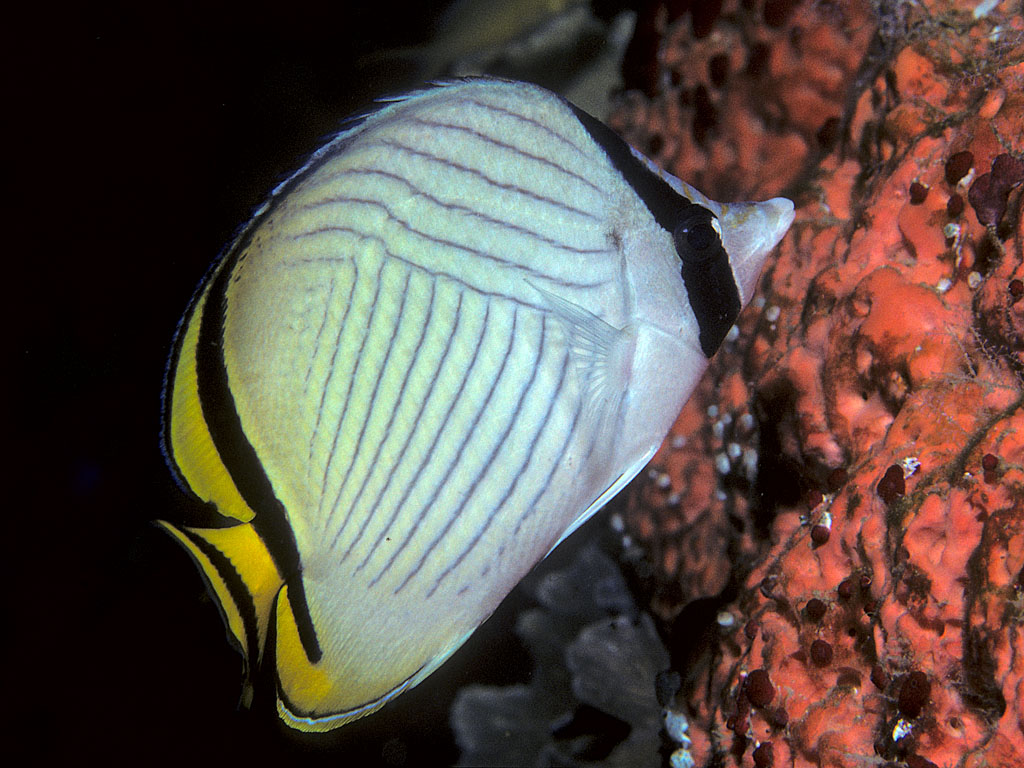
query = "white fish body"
xmin=157 ymin=78 xmax=794 ymax=731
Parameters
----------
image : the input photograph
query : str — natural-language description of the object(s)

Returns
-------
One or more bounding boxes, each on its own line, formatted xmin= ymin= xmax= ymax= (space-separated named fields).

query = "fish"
xmin=157 ymin=77 xmax=794 ymax=732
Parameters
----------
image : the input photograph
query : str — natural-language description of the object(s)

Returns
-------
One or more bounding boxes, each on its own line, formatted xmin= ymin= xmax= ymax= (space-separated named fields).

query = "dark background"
xmin=12 ymin=2 xmax=556 ymax=762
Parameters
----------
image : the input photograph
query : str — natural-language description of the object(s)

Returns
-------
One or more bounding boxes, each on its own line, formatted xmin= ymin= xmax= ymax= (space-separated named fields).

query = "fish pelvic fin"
xmin=156 ymin=520 xmax=283 ymax=705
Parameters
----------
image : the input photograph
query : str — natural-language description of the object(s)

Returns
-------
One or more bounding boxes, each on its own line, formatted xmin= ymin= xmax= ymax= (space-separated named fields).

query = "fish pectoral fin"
xmin=528 ymin=281 xmax=634 ymax=428
xmin=156 ymin=520 xmax=283 ymax=693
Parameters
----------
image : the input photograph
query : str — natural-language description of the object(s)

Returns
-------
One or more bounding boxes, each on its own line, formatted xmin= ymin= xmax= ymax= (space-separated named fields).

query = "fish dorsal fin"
xmin=528 ymin=281 xmax=634 ymax=434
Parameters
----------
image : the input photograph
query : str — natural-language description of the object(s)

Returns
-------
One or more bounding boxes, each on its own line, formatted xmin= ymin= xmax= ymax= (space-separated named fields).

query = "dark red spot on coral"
xmin=752 ymin=741 xmax=774 ymax=768
xmin=745 ymin=669 xmax=775 ymax=707
xmin=735 ymin=692 xmax=751 ymax=719
xmin=745 ymin=671 xmax=774 ymax=708
xmin=837 ymin=577 xmax=854 ymax=600
xmin=692 ymin=85 xmax=718 ymax=146
xmin=810 ymin=524 xmax=831 ymax=546
xmin=898 ymin=671 xmax=931 ymax=718
xmin=970 ymin=172 xmax=1004 ymax=226
xmin=909 ymin=182 xmax=928 ymax=204
xmin=763 ymin=0 xmax=798 ymax=28
xmin=982 ymin=453 xmax=998 ymax=471
xmin=871 ymin=664 xmax=889 ymax=691
xmin=810 ymin=639 xmax=833 ymax=666
xmin=969 ymin=153 xmax=1024 ymax=227
xmin=993 ymin=152 xmax=1024 ymax=186
xmin=946 ymin=193 xmax=964 ymax=217
xmin=805 ymin=488 xmax=823 ymax=509
xmin=746 ymin=42 xmax=771 ymax=77
xmin=768 ymin=706 xmax=788 ymax=728
xmin=945 ymin=151 xmax=974 ymax=185
xmin=1010 ymin=279 xmax=1024 ymax=303
xmin=984 ymin=469 xmax=998 ymax=485
xmin=708 ymin=53 xmax=729 ymax=88
xmin=877 ymin=465 xmax=905 ymax=504
xmin=729 ymin=713 xmax=749 ymax=734
xmin=826 ymin=467 xmax=848 ymax=491
xmin=744 ymin=619 xmax=760 ymax=641
xmin=805 ymin=598 xmax=827 ymax=623
xmin=816 ymin=116 xmax=840 ymax=150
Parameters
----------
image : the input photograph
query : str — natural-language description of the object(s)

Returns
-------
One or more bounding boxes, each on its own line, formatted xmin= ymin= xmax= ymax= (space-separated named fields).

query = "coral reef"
xmin=613 ymin=0 xmax=875 ymax=202
xmin=622 ymin=0 xmax=877 ymax=615
xmin=619 ymin=0 xmax=1024 ymax=766
xmin=451 ymin=539 xmax=671 ymax=766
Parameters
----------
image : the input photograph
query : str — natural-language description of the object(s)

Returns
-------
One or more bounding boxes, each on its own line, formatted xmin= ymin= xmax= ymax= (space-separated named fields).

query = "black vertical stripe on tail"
xmin=195 ymin=251 xmax=323 ymax=665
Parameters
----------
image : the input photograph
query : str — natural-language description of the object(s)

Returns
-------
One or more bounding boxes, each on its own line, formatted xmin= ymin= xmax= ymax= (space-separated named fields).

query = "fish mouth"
xmin=717 ymin=196 xmax=795 ymax=303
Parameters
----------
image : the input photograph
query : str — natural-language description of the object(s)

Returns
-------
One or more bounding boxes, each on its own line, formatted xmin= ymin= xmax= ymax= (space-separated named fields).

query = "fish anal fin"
xmin=156 ymin=520 xmax=282 ymax=682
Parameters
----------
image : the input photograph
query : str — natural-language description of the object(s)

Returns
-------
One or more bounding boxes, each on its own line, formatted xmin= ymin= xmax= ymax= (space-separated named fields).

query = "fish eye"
xmin=673 ymin=208 xmax=720 ymax=261
xmin=686 ymin=221 xmax=716 ymax=250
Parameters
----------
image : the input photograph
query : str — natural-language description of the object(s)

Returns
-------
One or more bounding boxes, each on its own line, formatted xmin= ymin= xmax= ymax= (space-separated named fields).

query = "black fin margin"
xmin=266 ymin=583 xmax=429 ymax=730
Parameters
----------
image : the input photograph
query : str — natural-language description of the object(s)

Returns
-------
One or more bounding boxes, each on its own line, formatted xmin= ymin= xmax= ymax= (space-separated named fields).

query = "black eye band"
xmin=566 ymin=99 xmax=741 ymax=359
xmin=674 ymin=208 xmax=741 ymax=358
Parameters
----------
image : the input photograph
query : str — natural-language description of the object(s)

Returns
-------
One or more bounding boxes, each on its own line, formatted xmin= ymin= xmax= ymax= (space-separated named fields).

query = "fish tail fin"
xmin=155 ymin=520 xmax=283 ymax=706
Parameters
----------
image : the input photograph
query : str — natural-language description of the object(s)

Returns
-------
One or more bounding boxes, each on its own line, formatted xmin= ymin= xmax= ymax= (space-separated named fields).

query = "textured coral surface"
xmin=620 ymin=1 xmax=1024 ymax=766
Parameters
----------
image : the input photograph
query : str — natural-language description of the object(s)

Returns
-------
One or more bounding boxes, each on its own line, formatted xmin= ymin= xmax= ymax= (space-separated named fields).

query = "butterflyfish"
xmin=157 ymin=78 xmax=794 ymax=732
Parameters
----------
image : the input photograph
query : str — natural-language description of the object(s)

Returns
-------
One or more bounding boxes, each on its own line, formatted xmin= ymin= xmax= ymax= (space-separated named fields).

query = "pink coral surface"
xmin=620 ymin=1 xmax=1024 ymax=766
